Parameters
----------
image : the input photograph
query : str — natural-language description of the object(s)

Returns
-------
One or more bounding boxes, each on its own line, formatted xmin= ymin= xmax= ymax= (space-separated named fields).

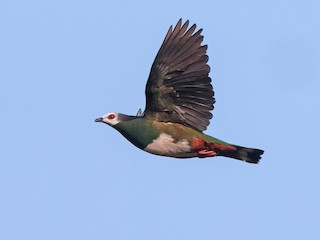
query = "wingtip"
xmin=175 ymin=19 xmax=182 ymax=30
xmin=176 ymin=18 xmax=191 ymax=29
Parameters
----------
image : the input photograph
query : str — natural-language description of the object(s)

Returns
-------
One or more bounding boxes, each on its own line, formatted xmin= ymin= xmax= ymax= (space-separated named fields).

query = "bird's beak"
xmin=95 ymin=117 xmax=103 ymax=122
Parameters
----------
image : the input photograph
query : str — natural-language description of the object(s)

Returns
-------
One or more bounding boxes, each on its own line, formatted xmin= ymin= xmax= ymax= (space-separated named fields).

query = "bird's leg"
xmin=198 ymin=149 xmax=217 ymax=157
xmin=198 ymin=143 xmax=237 ymax=157
xmin=192 ymin=138 xmax=217 ymax=158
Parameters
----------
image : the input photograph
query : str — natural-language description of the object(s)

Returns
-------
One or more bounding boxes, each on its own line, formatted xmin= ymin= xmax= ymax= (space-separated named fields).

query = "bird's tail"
xmin=192 ymin=139 xmax=264 ymax=163
xmin=218 ymin=144 xmax=264 ymax=164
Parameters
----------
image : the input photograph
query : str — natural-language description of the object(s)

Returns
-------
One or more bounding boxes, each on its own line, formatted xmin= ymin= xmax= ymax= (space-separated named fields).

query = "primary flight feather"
xmin=95 ymin=19 xmax=264 ymax=163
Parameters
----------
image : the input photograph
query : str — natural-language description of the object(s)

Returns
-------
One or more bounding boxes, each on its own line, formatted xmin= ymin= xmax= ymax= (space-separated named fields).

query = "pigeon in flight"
xmin=95 ymin=19 xmax=264 ymax=163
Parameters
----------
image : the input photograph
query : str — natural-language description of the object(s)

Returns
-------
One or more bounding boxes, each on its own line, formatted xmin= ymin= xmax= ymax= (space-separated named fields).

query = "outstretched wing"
xmin=144 ymin=19 xmax=215 ymax=132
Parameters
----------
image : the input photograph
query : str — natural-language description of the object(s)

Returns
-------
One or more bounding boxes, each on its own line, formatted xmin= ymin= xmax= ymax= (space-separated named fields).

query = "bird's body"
xmin=113 ymin=115 xmax=225 ymax=158
xmin=96 ymin=19 xmax=264 ymax=164
xmin=109 ymin=113 xmax=262 ymax=163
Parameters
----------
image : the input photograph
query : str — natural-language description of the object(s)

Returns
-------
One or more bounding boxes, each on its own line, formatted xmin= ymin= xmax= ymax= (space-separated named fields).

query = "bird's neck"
xmin=113 ymin=116 xmax=158 ymax=149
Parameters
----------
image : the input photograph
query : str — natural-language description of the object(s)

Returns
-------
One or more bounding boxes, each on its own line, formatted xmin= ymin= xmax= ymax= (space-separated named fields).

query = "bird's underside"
xmin=143 ymin=132 xmax=237 ymax=159
xmin=139 ymin=121 xmax=263 ymax=163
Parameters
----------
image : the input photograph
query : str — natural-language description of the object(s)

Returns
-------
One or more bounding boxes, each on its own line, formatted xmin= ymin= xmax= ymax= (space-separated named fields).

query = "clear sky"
xmin=1 ymin=0 xmax=319 ymax=239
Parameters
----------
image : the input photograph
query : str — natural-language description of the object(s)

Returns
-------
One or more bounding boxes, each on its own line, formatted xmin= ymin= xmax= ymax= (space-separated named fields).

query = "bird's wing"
xmin=144 ymin=19 xmax=215 ymax=132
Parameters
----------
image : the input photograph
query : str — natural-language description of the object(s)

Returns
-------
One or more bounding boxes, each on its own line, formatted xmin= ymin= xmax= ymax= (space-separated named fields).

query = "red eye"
xmin=108 ymin=114 xmax=116 ymax=120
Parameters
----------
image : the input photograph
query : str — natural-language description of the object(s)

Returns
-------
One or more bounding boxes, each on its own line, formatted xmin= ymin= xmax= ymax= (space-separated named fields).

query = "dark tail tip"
xmin=240 ymin=148 xmax=264 ymax=164
xmin=221 ymin=146 xmax=264 ymax=164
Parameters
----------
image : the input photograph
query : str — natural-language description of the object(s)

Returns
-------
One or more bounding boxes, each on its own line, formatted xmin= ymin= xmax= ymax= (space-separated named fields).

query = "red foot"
xmin=192 ymin=138 xmax=236 ymax=158
xmin=198 ymin=150 xmax=217 ymax=157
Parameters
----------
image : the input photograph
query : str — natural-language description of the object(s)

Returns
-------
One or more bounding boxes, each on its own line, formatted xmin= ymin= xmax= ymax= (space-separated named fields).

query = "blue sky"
xmin=1 ymin=0 xmax=319 ymax=239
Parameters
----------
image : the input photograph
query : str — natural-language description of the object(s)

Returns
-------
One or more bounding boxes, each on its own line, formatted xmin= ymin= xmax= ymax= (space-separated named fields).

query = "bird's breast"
xmin=144 ymin=133 xmax=193 ymax=157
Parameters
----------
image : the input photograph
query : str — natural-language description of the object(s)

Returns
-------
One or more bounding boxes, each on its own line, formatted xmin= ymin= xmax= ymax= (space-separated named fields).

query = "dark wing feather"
xmin=144 ymin=19 xmax=215 ymax=132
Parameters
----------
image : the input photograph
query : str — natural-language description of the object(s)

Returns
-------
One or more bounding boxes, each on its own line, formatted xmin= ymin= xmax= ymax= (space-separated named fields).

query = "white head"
xmin=95 ymin=112 xmax=120 ymax=126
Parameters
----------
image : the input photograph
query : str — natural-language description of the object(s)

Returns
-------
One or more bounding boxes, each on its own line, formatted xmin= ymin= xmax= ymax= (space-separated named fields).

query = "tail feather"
xmin=220 ymin=145 xmax=264 ymax=164
xmin=192 ymin=139 xmax=264 ymax=163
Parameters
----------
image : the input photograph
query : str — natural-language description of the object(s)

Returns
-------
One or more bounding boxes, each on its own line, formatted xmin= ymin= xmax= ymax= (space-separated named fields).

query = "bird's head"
xmin=95 ymin=112 xmax=120 ymax=126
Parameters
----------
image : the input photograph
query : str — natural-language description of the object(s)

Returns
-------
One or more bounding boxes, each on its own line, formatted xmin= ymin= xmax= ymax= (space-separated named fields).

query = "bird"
xmin=95 ymin=19 xmax=264 ymax=164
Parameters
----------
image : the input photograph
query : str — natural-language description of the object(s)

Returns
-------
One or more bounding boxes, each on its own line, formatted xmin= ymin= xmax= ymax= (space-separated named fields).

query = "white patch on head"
xmin=144 ymin=133 xmax=191 ymax=156
xmin=101 ymin=112 xmax=120 ymax=126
